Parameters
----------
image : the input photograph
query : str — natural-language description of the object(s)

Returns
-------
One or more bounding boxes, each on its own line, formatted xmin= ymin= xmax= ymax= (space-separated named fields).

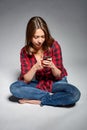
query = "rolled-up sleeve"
xmin=52 ymin=41 xmax=68 ymax=79
xmin=20 ymin=48 xmax=30 ymax=75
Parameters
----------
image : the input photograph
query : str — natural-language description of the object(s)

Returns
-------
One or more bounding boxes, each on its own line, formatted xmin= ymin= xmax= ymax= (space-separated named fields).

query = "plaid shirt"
xmin=19 ymin=41 xmax=67 ymax=92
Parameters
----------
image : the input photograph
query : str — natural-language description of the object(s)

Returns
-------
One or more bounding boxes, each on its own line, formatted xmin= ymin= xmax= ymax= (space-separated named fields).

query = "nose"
xmin=38 ymin=37 xmax=42 ymax=43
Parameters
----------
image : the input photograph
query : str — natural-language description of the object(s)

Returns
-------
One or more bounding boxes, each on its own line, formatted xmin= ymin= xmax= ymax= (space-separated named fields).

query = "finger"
xmin=42 ymin=60 xmax=51 ymax=64
xmin=47 ymin=58 xmax=52 ymax=61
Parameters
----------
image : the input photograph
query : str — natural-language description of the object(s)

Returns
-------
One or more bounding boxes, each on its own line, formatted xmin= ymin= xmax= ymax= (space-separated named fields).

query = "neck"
xmin=34 ymin=46 xmax=43 ymax=53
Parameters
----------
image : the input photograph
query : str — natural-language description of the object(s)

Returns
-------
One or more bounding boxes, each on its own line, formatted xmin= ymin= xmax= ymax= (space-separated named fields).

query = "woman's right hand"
xmin=24 ymin=61 xmax=43 ymax=83
xmin=34 ymin=61 xmax=43 ymax=71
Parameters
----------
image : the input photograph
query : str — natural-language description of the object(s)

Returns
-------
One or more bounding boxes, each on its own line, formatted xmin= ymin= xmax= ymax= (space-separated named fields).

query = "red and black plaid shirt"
xmin=19 ymin=41 xmax=67 ymax=92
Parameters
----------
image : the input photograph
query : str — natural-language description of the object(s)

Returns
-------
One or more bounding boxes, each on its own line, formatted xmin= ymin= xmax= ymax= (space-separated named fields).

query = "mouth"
xmin=36 ymin=43 xmax=42 ymax=47
xmin=36 ymin=44 xmax=40 ymax=46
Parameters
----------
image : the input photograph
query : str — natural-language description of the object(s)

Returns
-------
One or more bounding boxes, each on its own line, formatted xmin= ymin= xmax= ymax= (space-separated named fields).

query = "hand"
xmin=42 ymin=57 xmax=54 ymax=68
xmin=34 ymin=61 xmax=43 ymax=71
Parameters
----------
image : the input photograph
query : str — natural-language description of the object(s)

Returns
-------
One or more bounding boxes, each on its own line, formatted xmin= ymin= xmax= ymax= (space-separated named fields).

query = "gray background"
xmin=0 ymin=0 xmax=87 ymax=130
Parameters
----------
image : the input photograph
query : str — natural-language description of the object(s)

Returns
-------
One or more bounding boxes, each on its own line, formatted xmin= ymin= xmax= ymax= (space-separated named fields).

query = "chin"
xmin=36 ymin=46 xmax=42 ymax=50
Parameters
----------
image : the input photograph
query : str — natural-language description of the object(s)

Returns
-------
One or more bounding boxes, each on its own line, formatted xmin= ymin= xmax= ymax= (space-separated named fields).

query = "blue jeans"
xmin=10 ymin=77 xmax=81 ymax=106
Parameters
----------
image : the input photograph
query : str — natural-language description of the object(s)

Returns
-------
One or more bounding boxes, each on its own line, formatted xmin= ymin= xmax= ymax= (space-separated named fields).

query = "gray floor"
xmin=0 ymin=0 xmax=87 ymax=130
xmin=0 ymin=64 xmax=87 ymax=130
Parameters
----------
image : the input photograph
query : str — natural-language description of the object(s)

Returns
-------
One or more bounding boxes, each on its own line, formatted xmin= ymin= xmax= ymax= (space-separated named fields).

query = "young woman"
xmin=10 ymin=16 xmax=81 ymax=107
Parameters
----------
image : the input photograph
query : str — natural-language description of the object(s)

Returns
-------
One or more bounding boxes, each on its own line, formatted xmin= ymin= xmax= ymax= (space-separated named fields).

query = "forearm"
xmin=51 ymin=63 xmax=61 ymax=78
xmin=42 ymin=59 xmax=61 ymax=78
xmin=24 ymin=65 xmax=37 ymax=83
xmin=23 ymin=61 xmax=43 ymax=82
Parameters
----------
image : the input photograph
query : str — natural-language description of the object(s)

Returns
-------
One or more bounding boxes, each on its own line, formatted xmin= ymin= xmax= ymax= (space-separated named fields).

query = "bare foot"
xmin=18 ymin=99 xmax=41 ymax=105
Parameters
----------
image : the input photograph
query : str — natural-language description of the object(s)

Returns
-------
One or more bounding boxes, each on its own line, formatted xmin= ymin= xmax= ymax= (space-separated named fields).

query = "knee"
xmin=10 ymin=81 xmax=20 ymax=94
xmin=74 ymin=88 xmax=81 ymax=102
xmin=67 ymin=83 xmax=81 ymax=103
xmin=70 ymin=85 xmax=81 ymax=104
xmin=10 ymin=83 xmax=16 ymax=94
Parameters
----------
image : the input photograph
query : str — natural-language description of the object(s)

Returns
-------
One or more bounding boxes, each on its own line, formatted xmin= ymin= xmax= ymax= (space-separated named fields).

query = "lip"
xmin=36 ymin=44 xmax=40 ymax=46
xmin=36 ymin=43 xmax=42 ymax=47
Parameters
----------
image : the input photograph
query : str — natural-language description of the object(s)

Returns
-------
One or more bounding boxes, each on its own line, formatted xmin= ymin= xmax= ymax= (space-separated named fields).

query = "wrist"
xmin=32 ymin=65 xmax=37 ymax=72
xmin=50 ymin=62 xmax=55 ymax=69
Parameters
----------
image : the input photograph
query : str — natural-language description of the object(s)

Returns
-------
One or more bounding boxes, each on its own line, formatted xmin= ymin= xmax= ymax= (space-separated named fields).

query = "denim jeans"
xmin=10 ymin=77 xmax=81 ymax=106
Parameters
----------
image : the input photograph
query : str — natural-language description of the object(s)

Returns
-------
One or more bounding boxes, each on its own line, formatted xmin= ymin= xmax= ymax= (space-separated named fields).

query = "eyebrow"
xmin=34 ymin=34 xmax=45 ymax=37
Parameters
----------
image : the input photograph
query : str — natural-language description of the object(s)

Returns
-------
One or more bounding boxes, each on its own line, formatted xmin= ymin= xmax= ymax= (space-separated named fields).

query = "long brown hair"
xmin=25 ymin=16 xmax=54 ymax=55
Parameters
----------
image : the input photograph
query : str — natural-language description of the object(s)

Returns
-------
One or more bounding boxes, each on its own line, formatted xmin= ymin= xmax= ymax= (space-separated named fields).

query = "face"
xmin=31 ymin=29 xmax=45 ymax=50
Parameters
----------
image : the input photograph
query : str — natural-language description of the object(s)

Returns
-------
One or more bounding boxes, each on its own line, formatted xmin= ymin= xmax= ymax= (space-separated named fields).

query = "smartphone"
xmin=43 ymin=56 xmax=52 ymax=61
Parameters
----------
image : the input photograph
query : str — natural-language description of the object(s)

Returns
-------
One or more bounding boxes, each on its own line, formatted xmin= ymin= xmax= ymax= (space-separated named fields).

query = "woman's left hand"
xmin=42 ymin=57 xmax=54 ymax=68
xmin=42 ymin=57 xmax=61 ymax=77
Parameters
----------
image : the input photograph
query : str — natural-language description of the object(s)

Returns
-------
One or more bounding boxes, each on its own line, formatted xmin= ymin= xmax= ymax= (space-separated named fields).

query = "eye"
xmin=33 ymin=35 xmax=45 ymax=39
xmin=33 ymin=36 xmax=39 ymax=39
xmin=41 ymin=35 xmax=45 ymax=39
